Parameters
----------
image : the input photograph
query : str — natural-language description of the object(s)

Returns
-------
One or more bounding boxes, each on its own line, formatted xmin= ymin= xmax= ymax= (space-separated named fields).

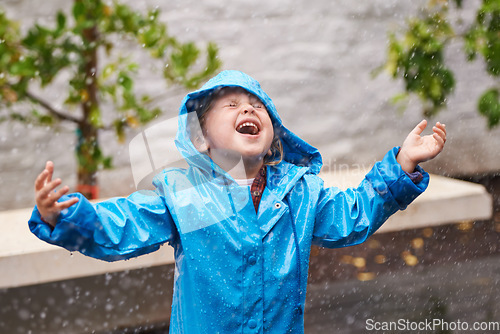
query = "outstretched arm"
xmin=34 ymin=161 xmax=79 ymax=227
xmin=31 ymin=162 xmax=177 ymax=262
xmin=397 ymin=120 xmax=446 ymax=173
xmin=313 ymin=147 xmax=429 ymax=248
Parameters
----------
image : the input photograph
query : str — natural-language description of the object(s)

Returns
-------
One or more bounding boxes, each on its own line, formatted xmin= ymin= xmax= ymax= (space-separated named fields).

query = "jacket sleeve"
xmin=28 ymin=189 xmax=177 ymax=262
xmin=312 ymin=146 xmax=429 ymax=248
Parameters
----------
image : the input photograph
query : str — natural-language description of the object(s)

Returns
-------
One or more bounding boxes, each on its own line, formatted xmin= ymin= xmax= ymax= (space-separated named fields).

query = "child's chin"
xmin=240 ymin=152 xmax=266 ymax=162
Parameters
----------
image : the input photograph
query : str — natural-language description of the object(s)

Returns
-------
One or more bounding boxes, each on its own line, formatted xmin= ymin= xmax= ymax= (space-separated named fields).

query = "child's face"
xmin=201 ymin=87 xmax=274 ymax=165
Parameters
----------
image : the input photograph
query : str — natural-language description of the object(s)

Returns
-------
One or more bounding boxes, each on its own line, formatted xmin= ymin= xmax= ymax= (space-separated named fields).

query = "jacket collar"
xmin=257 ymin=162 xmax=309 ymax=238
xmin=266 ymin=161 xmax=310 ymax=201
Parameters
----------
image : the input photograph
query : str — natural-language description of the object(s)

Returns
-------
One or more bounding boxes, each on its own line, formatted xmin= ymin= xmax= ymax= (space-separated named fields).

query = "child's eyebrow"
xmin=249 ymin=96 xmax=263 ymax=105
xmin=223 ymin=97 xmax=239 ymax=104
xmin=217 ymin=91 xmax=262 ymax=105
xmin=250 ymin=96 xmax=261 ymax=102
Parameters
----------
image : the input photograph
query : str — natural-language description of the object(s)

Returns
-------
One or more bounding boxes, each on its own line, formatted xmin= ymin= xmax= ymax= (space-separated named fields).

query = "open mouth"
xmin=236 ymin=121 xmax=260 ymax=135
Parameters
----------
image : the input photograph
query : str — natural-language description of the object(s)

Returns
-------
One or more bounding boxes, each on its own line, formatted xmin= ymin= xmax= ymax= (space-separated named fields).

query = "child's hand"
xmin=34 ymin=161 xmax=79 ymax=227
xmin=397 ymin=120 xmax=446 ymax=173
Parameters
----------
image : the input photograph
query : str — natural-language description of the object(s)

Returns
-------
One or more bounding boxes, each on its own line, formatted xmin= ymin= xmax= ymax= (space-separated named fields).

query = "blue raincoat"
xmin=29 ymin=70 xmax=429 ymax=333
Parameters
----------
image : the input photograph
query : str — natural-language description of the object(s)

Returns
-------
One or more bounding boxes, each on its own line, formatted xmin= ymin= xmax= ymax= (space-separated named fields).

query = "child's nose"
xmin=240 ymin=103 xmax=255 ymax=114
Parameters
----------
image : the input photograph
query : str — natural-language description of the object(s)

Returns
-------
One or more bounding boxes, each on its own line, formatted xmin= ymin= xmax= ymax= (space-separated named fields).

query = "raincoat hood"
xmin=175 ymin=70 xmax=323 ymax=175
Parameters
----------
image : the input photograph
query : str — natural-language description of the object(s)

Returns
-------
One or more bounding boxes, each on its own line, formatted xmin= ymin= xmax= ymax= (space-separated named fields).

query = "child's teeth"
xmin=236 ymin=122 xmax=259 ymax=135
xmin=238 ymin=122 xmax=258 ymax=130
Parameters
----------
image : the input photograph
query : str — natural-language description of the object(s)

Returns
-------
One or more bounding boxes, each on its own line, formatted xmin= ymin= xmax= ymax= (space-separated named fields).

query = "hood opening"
xmin=176 ymin=70 xmax=323 ymax=175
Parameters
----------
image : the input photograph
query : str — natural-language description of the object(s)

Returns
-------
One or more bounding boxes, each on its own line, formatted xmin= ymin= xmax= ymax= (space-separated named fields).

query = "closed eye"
xmin=250 ymin=97 xmax=264 ymax=109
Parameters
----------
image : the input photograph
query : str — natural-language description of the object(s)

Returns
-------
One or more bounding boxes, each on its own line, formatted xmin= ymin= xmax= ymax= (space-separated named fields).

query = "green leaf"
xmin=118 ymin=72 xmax=133 ymax=91
xmin=478 ymin=88 xmax=500 ymax=128
xmin=101 ymin=63 xmax=116 ymax=79
xmin=380 ymin=4 xmax=456 ymax=120
xmin=10 ymin=112 xmax=27 ymax=122
xmin=114 ymin=119 xmax=126 ymax=143
xmin=89 ymin=106 xmax=103 ymax=127
xmin=56 ymin=11 xmax=66 ymax=34
xmin=72 ymin=1 xmax=86 ymax=22
xmin=141 ymin=25 xmax=162 ymax=47
xmin=485 ymin=39 xmax=500 ymax=76
xmin=465 ymin=0 xmax=500 ymax=77
xmin=31 ymin=109 xmax=54 ymax=125
xmin=102 ymin=156 xmax=113 ymax=169
xmin=127 ymin=63 xmax=139 ymax=72
xmin=9 ymin=59 xmax=37 ymax=77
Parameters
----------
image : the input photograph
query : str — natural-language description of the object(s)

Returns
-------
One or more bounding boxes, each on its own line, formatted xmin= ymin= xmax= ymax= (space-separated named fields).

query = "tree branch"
xmin=24 ymin=90 xmax=81 ymax=124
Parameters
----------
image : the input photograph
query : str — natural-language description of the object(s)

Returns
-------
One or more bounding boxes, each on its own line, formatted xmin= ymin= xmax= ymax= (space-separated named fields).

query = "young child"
xmin=30 ymin=70 xmax=446 ymax=333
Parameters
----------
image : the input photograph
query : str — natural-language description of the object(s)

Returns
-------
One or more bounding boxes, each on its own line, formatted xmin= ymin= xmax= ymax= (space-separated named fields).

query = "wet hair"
xmin=188 ymin=87 xmax=283 ymax=166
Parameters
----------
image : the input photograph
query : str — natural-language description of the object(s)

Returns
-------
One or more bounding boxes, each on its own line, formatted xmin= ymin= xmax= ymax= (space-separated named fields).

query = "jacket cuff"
xmin=365 ymin=146 xmax=429 ymax=210
xmin=29 ymin=193 xmax=96 ymax=250
xmin=29 ymin=207 xmax=57 ymax=243
xmin=404 ymin=171 xmax=424 ymax=183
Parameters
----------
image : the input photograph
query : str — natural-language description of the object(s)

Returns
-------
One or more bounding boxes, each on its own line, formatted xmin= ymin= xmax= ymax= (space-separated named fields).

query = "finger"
xmin=38 ymin=178 xmax=63 ymax=200
xmin=46 ymin=161 xmax=54 ymax=183
xmin=433 ymin=126 xmax=446 ymax=141
xmin=436 ymin=122 xmax=446 ymax=137
xmin=435 ymin=121 xmax=446 ymax=129
xmin=51 ymin=185 xmax=71 ymax=203
xmin=35 ymin=169 xmax=49 ymax=192
xmin=56 ymin=196 xmax=79 ymax=211
xmin=433 ymin=133 xmax=445 ymax=147
xmin=434 ymin=122 xmax=446 ymax=132
xmin=411 ymin=120 xmax=428 ymax=136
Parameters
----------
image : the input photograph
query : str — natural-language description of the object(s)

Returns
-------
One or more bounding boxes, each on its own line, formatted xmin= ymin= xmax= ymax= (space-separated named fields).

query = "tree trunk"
xmin=76 ymin=22 xmax=100 ymax=200
xmin=76 ymin=124 xmax=100 ymax=199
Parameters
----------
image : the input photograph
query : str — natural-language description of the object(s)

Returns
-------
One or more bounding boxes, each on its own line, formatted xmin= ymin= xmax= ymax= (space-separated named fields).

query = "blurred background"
xmin=1 ymin=0 xmax=499 ymax=209
xmin=0 ymin=0 xmax=498 ymax=333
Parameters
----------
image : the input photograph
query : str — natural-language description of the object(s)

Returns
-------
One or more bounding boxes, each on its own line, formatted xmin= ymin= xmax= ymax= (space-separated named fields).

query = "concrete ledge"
xmin=319 ymin=171 xmax=493 ymax=233
xmin=0 ymin=172 xmax=492 ymax=289
xmin=2 ymin=207 xmax=174 ymax=289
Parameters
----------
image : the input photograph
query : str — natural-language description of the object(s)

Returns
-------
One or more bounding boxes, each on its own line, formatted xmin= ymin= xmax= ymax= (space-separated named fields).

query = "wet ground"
xmin=304 ymin=220 xmax=500 ymax=333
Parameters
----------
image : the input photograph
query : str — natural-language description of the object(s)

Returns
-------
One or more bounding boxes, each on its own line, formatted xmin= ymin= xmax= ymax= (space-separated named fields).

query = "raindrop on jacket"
xmin=29 ymin=70 xmax=429 ymax=333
